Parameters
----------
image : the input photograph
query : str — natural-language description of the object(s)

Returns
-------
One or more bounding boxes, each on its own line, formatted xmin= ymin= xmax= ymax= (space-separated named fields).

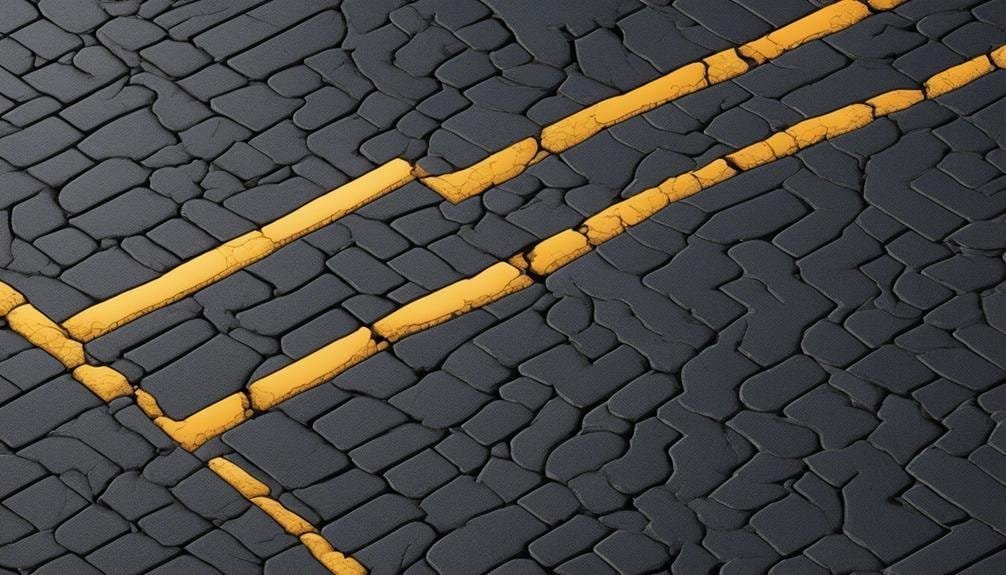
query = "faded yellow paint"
xmin=740 ymin=1 xmax=870 ymax=63
xmin=7 ymin=304 xmax=85 ymax=367
xmin=421 ymin=138 xmax=540 ymax=202
xmin=0 ymin=283 xmax=25 ymax=316
xmin=925 ymin=55 xmax=995 ymax=97
xmin=540 ymin=63 xmax=708 ymax=153
xmin=208 ymin=458 xmax=270 ymax=498
xmin=581 ymin=188 xmax=671 ymax=245
xmin=526 ymin=230 xmax=591 ymax=275
xmin=153 ymin=392 xmax=250 ymax=451
xmin=867 ymin=89 xmax=925 ymax=116
xmin=72 ymin=365 xmax=133 ymax=402
xmin=248 ymin=327 xmax=383 ymax=411
xmin=704 ymin=49 xmax=749 ymax=84
xmin=301 ymin=534 xmax=368 ymax=575
xmin=786 ymin=103 xmax=875 ymax=148
xmin=374 ymin=262 xmax=533 ymax=341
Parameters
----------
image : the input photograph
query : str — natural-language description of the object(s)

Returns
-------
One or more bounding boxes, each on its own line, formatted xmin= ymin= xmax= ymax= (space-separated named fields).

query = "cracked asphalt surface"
xmin=1 ymin=0 xmax=1006 ymax=573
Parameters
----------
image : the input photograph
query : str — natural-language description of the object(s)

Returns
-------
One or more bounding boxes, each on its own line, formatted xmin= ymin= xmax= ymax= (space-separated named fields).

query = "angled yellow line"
xmin=248 ymin=327 xmax=385 ymax=411
xmin=63 ymin=161 xmax=415 ymax=342
xmin=209 ymin=458 xmax=365 ymax=575
xmin=0 ymin=284 xmax=363 ymax=575
xmin=192 ymin=47 xmax=1000 ymax=447
xmin=9 ymin=46 xmax=1000 ymax=453
xmin=58 ymin=0 xmax=907 ymax=343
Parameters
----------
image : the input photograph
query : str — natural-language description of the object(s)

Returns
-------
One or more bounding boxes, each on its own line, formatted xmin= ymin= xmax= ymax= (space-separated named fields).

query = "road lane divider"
xmin=197 ymin=47 xmax=1003 ymax=439
xmin=0 ymin=280 xmax=363 ymax=575
xmin=57 ymin=0 xmax=911 ymax=343
xmin=209 ymin=457 xmax=366 ymax=575
xmin=2 ymin=37 xmax=998 ymax=575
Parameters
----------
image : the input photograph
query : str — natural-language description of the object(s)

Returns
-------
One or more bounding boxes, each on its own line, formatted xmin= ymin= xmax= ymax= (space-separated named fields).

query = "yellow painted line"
xmin=63 ymin=160 xmax=415 ymax=342
xmin=372 ymin=262 xmax=533 ymax=342
xmin=538 ymin=0 xmax=891 ymax=153
xmin=532 ymin=51 xmax=1000 ymax=274
xmin=0 ymin=283 xmax=25 ymax=316
xmin=73 ymin=365 xmax=133 ymax=402
xmin=1 ymin=47 xmax=996 ymax=574
xmin=248 ymin=327 xmax=385 ymax=411
xmin=136 ymin=391 xmax=251 ymax=451
xmin=737 ymin=0 xmax=870 ymax=64
xmin=6 ymin=303 xmax=86 ymax=368
xmin=9 ymin=47 xmax=1001 ymax=453
xmin=54 ymin=0 xmax=906 ymax=344
xmin=209 ymin=458 xmax=365 ymax=575
xmin=168 ymin=48 xmax=1001 ymax=443
xmin=420 ymin=138 xmax=546 ymax=203
xmin=0 ymin=283 xmax=363 ymax=575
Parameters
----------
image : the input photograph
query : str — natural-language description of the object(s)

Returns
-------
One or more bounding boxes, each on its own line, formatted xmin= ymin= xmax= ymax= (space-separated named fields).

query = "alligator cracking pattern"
xmin=1 ymin=1 xmax=1005 ymax=574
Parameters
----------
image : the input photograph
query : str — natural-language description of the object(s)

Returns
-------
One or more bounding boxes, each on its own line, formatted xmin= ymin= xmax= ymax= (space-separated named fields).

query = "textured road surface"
xmin=1 ymin=0 xmax=1006 ymax=574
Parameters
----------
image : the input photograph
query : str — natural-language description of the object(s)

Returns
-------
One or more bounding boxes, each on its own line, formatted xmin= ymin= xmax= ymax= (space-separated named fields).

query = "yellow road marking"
xmin=738 ymin=1 xmax=871 ymax=63
xmin=191 ymin=47 xmax=1001 ymax=434
xmin=0 ymin=283 xmax=25 ymax=315
xmin=54 ymin=0 xmax=908 ymax=343
xmin=372 ymin=262 xmax=533 ymax=342
xmin=0 ymin=283 xmax=362 ymax=575
xmin=0 ymin=36 xmax=998 ymax=575
xmin=421 ymin=138 xmax=544 ymax=202
xmin=148 ymin=392 xmax=251 ymax=452
xmin=924 ymin=53 xmax=996 ymax=97
xmin=5 ymin=48 xmax=1000 ymax=452
xmin=248 ymin=327 xmax=385 ymax=411
xmin=6 ymin=304 xmax=85 ymax=367
xmin=72 ymin=365 xmax=132 ymax=402
xmin=63 ymin=160 xmax=415 ymax=342
xmin=210 ymin=458 xmax=366 ymax=575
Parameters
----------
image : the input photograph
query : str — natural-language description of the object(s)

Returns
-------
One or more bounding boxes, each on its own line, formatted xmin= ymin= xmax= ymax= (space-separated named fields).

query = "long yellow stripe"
xmin=216 ymin=47 xmax=1002 ymax=444
xmin=58 ymin=0 xmax=907 ymax=343
xmin=63 ymin=161 xmax=415 ymax=342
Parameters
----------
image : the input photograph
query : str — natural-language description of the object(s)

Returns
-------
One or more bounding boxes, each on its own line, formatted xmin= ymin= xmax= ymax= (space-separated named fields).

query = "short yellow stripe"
xmin=209 ymin=457 xmax=366 ymax=575
xmin=248 ymin=327 xmax=385 ymax=412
